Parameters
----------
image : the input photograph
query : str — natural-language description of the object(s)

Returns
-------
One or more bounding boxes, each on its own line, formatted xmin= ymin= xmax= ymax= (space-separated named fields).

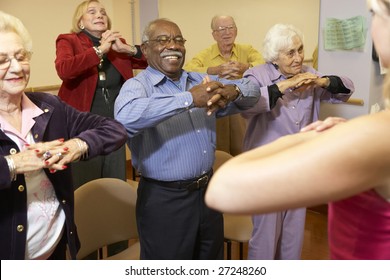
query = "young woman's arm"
xmin=206 ymin=111 xmax=390 ymax=214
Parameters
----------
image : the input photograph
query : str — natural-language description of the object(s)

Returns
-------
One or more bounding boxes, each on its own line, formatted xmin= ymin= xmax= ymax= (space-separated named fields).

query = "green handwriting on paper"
xmin=324 ymin=16 xmax=367 ymax=51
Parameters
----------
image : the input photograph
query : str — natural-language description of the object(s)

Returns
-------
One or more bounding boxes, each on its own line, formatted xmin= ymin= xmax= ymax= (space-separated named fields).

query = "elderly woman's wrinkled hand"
xmin=288 ymin=72 xmax=318 ymax=89
xmin=21 ymin=138 xmax=88 ymax=173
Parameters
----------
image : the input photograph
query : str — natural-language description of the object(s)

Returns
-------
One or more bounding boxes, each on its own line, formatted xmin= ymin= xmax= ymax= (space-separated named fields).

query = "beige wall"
xmin=158 ymin=0 xmax=320 ymax=65
xmin=1 ymin=0 xmax=133 ymax=88
xmin=1 ymin=0 xmax=319 ymax=88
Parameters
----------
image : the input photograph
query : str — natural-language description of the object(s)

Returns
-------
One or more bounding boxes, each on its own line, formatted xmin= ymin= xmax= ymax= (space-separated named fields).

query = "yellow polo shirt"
xmin=184 ymin=43 xmax=264 ymax=76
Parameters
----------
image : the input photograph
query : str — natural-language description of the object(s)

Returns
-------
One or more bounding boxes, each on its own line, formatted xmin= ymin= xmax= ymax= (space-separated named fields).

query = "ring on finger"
xmin=56 ymin=152 xmax=63 ymax=160
xmin=43 ymin=151 xmax=52 ymax=160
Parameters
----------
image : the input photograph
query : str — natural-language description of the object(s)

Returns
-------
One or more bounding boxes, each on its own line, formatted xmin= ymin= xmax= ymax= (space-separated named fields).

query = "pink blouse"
xmin=329 ymin=189 xmax=390 ymax=259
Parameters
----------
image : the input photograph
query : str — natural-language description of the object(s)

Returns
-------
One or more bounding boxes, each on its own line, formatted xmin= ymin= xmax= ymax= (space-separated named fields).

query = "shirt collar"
xmin=145 ymin=66 xmax=196 ymax=86
xmin=21 ymin=92 xmax=45 ymax=118
xmin=0 ymin=92 xmax=44 ymax=140
xmin=210 ymin=43 xmax=238 ymax=60
xmin=266 ymin=62 xmax=285 ymax=83
xmin=266 ymin=63 xmax=309 ymax=83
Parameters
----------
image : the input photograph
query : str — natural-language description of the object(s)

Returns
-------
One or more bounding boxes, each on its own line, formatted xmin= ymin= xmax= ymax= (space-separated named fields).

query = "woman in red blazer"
xmin=55 ymin=0 xmax=147 ymax=188
xmin=55 ymin=0 xmax=147 ymax=258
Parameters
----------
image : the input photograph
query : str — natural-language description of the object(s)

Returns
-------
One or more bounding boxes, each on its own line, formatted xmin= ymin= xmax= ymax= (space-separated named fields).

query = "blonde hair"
xmin=368 ymin=0 xmax=390 ymax=108
xmin=0 ymin=10 xmax=32 ymax=52
xmin=71 ymin=0 xmax=112 ymax=33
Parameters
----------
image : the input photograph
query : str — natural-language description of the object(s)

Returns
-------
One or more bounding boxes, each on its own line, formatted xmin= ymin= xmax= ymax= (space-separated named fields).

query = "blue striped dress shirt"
xmin=114 ymin=66 xmax=259 ymax=181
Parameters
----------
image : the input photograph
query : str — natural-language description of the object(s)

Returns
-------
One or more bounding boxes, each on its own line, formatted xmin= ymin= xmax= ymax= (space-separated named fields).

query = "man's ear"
xmin=140 ymin=44 xmax=148 ymax=58
xmin=212 ymin=32 xmax=218 ymax=41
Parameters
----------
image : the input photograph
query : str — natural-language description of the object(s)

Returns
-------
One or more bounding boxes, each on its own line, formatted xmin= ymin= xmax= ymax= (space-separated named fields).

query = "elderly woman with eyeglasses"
xmin=0 ymin=11 xmax=127 ymax=260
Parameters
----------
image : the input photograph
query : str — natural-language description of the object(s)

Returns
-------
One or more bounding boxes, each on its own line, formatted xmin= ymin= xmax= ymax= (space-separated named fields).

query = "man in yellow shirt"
xmin=185 ymin=15 xmax=264 ymax=155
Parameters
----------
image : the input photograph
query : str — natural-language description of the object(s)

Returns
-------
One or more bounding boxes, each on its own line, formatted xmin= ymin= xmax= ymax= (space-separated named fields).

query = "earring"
xmin=79 ymin=24 xmax=85 ymax=30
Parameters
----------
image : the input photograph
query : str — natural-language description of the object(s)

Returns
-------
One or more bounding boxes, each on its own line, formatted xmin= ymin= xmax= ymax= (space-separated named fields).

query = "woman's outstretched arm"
xmin=206 ymin=111 xmax=390 ymax=214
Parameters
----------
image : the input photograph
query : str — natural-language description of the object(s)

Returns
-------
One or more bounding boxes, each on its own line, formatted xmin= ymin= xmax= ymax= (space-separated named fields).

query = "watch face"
xmin=234 ymin=84 xmax=241 ymax=93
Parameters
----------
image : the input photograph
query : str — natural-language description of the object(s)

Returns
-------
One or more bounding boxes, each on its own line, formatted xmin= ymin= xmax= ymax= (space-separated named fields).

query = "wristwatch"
xmin=233 ymin=84 xmax=243 ymax=100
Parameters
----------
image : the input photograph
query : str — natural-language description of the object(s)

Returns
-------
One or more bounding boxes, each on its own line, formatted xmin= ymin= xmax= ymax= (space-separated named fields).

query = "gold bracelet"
xmin=4 ymin=155 xmax=17 ymax=181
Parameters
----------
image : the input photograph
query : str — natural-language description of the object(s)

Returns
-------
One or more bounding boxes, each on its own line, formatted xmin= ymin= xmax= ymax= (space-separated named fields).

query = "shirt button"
xmin=197 ymin=130 xmax=200 ymax=133
xmin=17 ymin=225 xmax=24 ymax=232
xmin=184 ymin=101 xmax=189 ymax=106
xmin=10 ymin=148 xmax=17 ymax=154
xmin=44 ymin=108 xmax=49 ymax=113
xmin=34 ymin=134 xmax=39 ymax=139
xmin=62 ymin=200 xmax=66 ymax=204
xmin=295 ymin=121 xmax=299 ymax=125
xmin=203 ymin=150 xmax=207 ymax=154
xmin=18 ymin=185 xmax=25 ymax=192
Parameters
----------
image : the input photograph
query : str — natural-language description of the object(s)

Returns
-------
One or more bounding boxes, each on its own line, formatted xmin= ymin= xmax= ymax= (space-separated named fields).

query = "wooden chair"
xmin=74 ymin=178 xmax=140 ymax=260
xmin=213 ymin=150 xmax=253 ymax=260
xmin=223 ymin=214 xmax=253 ymax=260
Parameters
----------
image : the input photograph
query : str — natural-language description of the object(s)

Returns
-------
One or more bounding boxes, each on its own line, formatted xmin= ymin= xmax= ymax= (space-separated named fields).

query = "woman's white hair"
xmin=0 ymin=10 xmax=32 ymax=52
xmin=262 ymin=23 xmax=303 ymax=63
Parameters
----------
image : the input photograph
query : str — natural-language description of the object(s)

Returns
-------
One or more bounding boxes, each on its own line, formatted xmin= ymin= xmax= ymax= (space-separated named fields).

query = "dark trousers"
xmin=137 ymin=177 xmax=224 ymax=260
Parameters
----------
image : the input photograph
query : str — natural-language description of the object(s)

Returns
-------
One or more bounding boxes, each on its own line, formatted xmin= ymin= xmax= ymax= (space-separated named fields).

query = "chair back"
xmin=213 ymin=150 xmax=233 ymax=171
xmin=74 ymin=178 xmax=138 ymax=259
xmin=213 ymin=150 xmax=253 ymax=259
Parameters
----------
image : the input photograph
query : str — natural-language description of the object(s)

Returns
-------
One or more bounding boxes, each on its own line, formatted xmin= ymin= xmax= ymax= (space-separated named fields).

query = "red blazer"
xmin=55 ymin=32 xmax=147 ymax=112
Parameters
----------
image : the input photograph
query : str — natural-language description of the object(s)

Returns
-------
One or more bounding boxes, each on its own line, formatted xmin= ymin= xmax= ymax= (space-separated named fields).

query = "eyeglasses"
xmin=143 ymin=35 xmax=186 ymax=47
xmin=213 ymin=25 xmax=237 ymax=33
xmin=0 ymin=50 xmax=32 ymax=70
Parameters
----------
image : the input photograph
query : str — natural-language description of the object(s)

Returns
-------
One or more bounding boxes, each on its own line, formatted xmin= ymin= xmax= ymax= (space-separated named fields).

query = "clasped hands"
xmin=99 ymin=30 xmax=131 ymax=54
xmin=217 ymin=61 xmax=248 ymax=79
xmin=190 ymin=76 xmax=239 ymax=115
xmin=280 ymin=72 xmax=330 ymax=93
xmin=10 ymin=138 xmax=85 ymax=175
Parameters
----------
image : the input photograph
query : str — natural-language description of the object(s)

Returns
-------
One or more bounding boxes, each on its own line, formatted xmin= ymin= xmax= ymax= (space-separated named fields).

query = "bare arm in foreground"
xmin=205 ymin=111 xmax=390 ymax=214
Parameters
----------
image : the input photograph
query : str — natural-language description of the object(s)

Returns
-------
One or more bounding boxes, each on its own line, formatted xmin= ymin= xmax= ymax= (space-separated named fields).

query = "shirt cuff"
xmin=268 ymin=84 xmax=284 ymax=109
xmin=323 ymin=75 xmax=351 ymax=94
